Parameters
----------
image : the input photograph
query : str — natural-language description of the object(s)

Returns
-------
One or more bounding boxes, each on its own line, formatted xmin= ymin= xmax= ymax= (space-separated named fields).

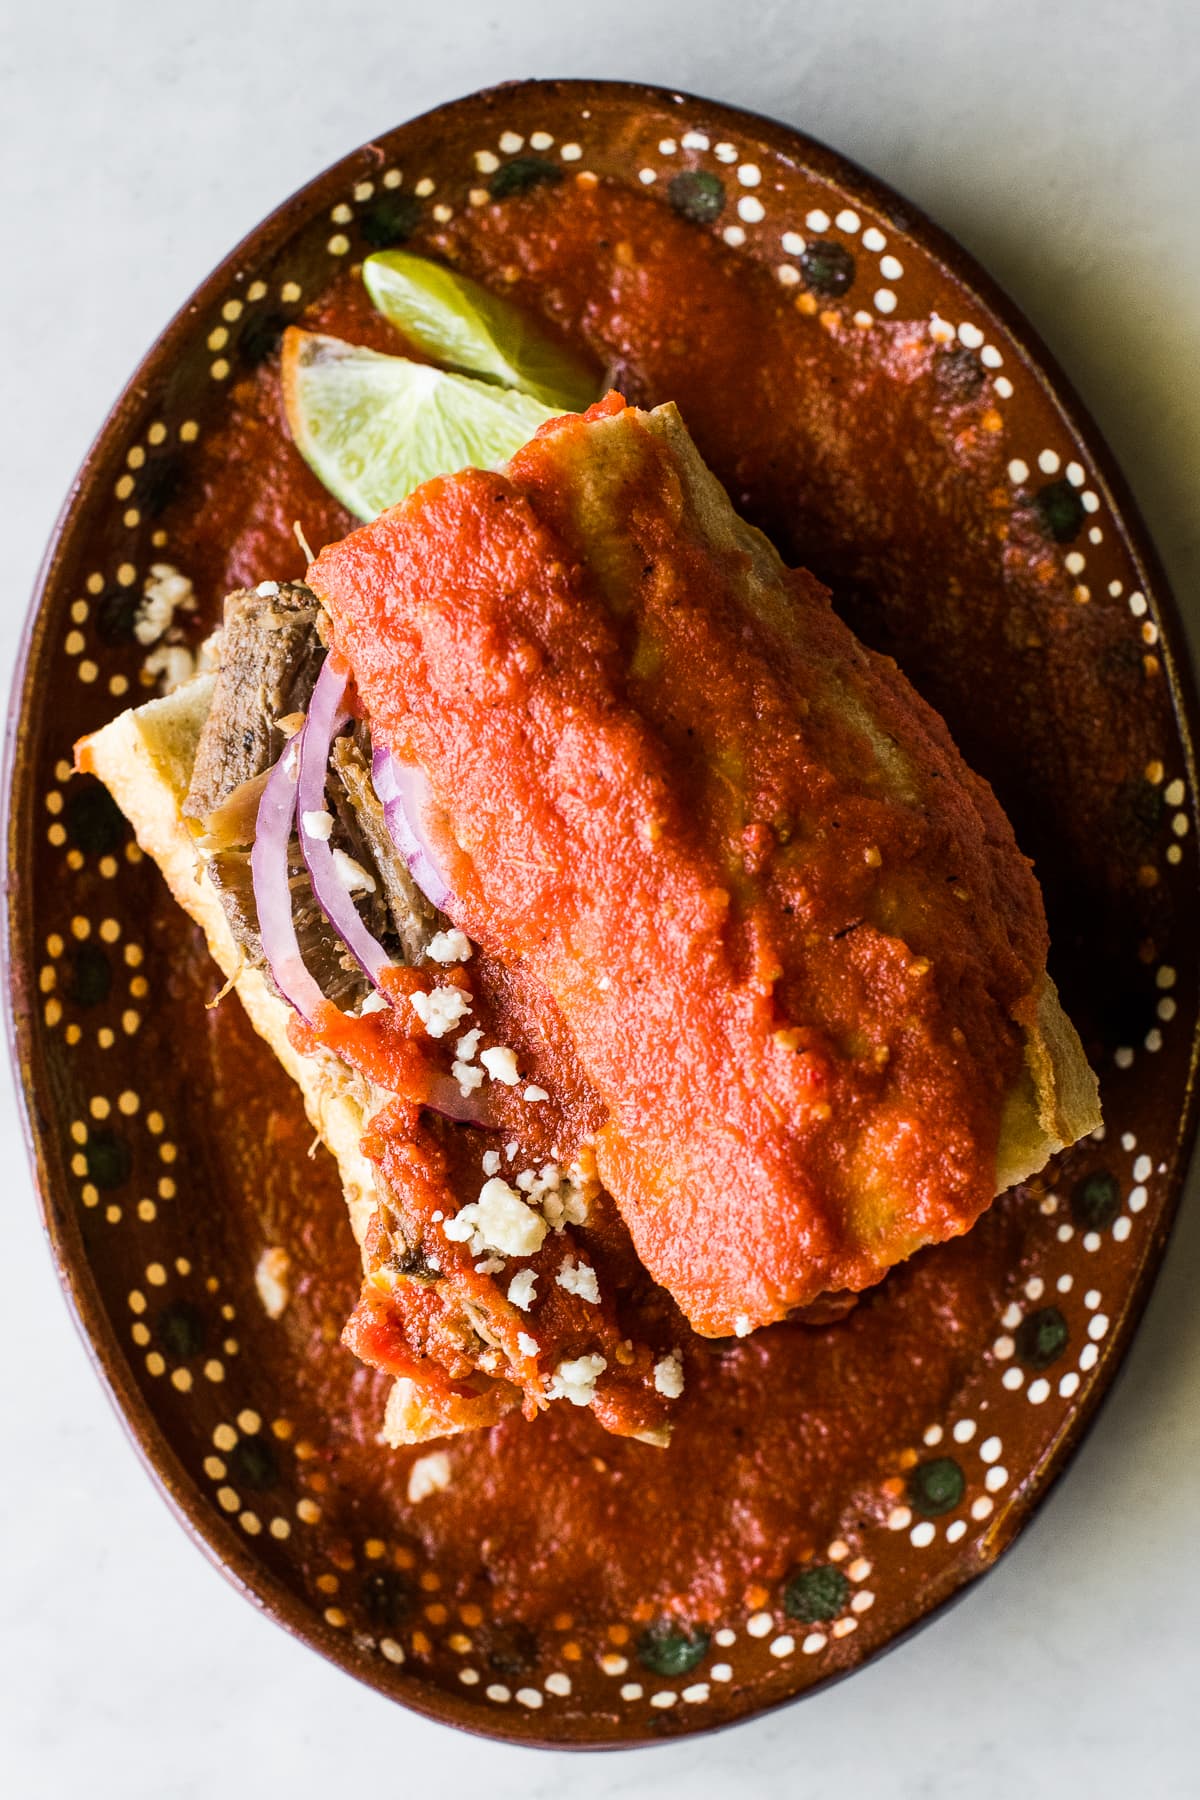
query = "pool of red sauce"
xmin=156 ymin=178 xmax=1123 ymax=1630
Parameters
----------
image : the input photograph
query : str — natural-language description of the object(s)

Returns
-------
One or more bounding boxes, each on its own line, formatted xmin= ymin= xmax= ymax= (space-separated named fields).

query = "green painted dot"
xmin=64 ymin=782 xmax=125 ymax=855
xmin=1071 ymin=1170 xmax=1120 ymax=1230
xmin=361 ymin=1568 xmax=413 ymax=1629
xmin=636 ymin=1620 xmax=711 ymax=1677
xmin=237 ymin=311 xmax=288 ymax=368
xmin=155 ymin=1299 xmax=205 ymax=1359
xmin=84 ymin=1128 xmax=130 ymax=1190
xmin=1015 ymin=1306 xmax=1069 ymax=1369
xmin=783 ymin=1563 xmax=849 ymax=1623
xmin=1033 ymin=478 xmax=1085 ymax=543
xmin=667 ymin=170 xmax=725 ymax=225
xmin=133 ymin=452 xmax=185 ymax=518
xmin=95 ymin=590 xmax=140 ymax=645
xmin=800 ymin=239 xmax=856 ymax=297
xmin=907 ymin=1456 xmax=965 ymax=1517
xmin=230 ymin=1434 xmax=279 ymax=1490
xmin=481 ymin=1620 xmax=539 ymax=1675
xmin=63 ymin=944 xmax=111 ymax=1008
xmin=933 ymin=346 xmax=986 ymax=401
xmin=360 ymin=194 xmax=422 ymax=249
xmin=489 ymin=156 xmax=563 ymax=200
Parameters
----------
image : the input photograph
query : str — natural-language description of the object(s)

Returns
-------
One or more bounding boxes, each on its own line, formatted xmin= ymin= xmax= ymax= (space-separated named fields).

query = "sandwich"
xmin=78 ymin=394 xmax=1101 ymax=1448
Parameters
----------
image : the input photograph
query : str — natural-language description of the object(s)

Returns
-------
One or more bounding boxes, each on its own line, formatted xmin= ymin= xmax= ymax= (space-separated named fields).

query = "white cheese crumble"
xmin=733 ymin=1314 xmax=752 ymax=1338
xmin=255 ymin=580 xmax=280 ymax=597
xmin=451 ymin=1059 xmax=485 ymax=1097
xmin=456 ymin=1027 xmax=483 ymax=1062
xmin=254 ymin=1246 xmax=292 ymax=1320
xmin=556 ymin=1257 xmax=600 ymax=1304
xmin=481 ymin=1150 xmax=501 ymax=1177
xmin=407 ymin=1450 xmax=451 ymax=1504
xmin=475 ymin=1255 xmax=505 ymax=1275
xmin=135 ymin=563 xmax=196 ymax=646
xmin=332 ymin=847 xmax=377 ymax=895
xmin=442 ymin=1178 xmax=548 ymax=1257
xmin=523 ymin=1085 xmax=549 ymax=1103
xmin=480 ymin=1045 xmax=520 ymax=1085
xmin=517 ymin=1332 xmax=540 ymax=1358
xmin=360 ymin=991 xmax=389 ymax=1015
xmin=427 ymin=929 xmax=473 ymax=964
xmin=301 ymin=808 xmax=334 ymax=841
xmin=505 ymin=1140 xmax=519 ymax=1162
xmin=410 ymin=986 xmax=473 ymax=1038
xmin=507 ymin=1269 xmax=537 ymax=1310
xmin=548 ymin=1353 xmax=607 ymax=1407
xmin=143 ymin=642 xmax=196 ymax=694
xmin=653 ymin=1350 xmax=685 ymax=1399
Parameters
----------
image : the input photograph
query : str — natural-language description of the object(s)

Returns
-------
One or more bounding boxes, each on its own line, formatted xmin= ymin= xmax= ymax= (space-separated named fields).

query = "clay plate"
xmin=5 ymin=80 xmax=1198 ymax=1747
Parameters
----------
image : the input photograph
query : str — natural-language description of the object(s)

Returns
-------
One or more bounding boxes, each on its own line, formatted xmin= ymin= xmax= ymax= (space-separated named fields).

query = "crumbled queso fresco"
xmin=332 ymin=847 xmax=377 ymax=895
xmin=427 ymin=928 xmax=473 ymax=964
xmin=507 ymin=1268 xmax=538 ymax=1310
xmin=548 ymin=1353 xmax=607 ymax=1406
xmin=410 ymin=985 xmax=473 ymax=1038
xmin=442 ymin=1177 xmax=548 ymax=1258
xmin=653 ymin=1350 xmax=685 ymax=1399
xmin=407 ymin=1450 xmax=451 ymax=1504
xmin=556 ymin=1256 xmax=600 ymax=1304
xmin=480 ymin=1045 xmax=520 ymax=1085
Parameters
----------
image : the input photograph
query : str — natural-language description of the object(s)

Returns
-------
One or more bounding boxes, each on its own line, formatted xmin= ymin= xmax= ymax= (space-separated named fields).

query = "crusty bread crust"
xmin=76 ymin=680 xmax=477 ymax=1446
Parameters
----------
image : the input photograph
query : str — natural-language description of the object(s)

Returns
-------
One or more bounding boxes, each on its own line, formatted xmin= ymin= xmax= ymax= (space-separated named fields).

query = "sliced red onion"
xmin=250 ymin=740 xmax=327 ymax=1023
xmin=371 ymin=745 xmax=455 ymax=913
xmin=297 ymin=657 xmax=393 ymax=987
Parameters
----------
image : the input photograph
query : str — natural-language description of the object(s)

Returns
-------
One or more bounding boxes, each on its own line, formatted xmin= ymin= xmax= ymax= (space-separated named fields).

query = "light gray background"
xmin=3 ymin=3 xmax=1198 ymax=1796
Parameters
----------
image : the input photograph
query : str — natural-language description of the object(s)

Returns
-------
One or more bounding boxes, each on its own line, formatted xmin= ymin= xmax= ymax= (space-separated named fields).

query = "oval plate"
xmin=6 ymin=80 xmax=1199 ymax=1747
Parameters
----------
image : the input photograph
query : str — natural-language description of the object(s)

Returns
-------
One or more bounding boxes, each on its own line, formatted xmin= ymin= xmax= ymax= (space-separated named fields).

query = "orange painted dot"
xmin=89 ymin=1095 xmax=110 ymax=1120
xmin=131 ymin=1322 xmax=150 ymax=1346
xmin=393 ymin=1546 xmax=416 ymax=1570
xmin=1146 ymin=760 xmax=1165 ymax=784
xmin=562 ymin=1641 xmax=583 ymax=1662
xmin=117 ymin=1089 xmax=139 ymax=1114
xmin=897 ymin=1447 xmax=919 ymax=1470
xmin=47 ymin=824 xmax=67 ymax=848
xmin=746 ymin=1584 xmax=769 ymax=1609
xmin=158 ymin=1178 xmax=176 ymax=1200
xmin=553 ymin=1612 xmax=574 ymax=1632
xmin=293 ymin=1439 xmax=316 ymax=1460
xmin=204 ymin=1359 xmax=225 ymax=1382
xmin=240 ymin=1512 xmax=262 ymax=1535
xmin=980 ymin=408 xmax=1003 ymax=433
xmin=448 ymin=1632 xmax=472 ymax=1653
xmin=71 ymin=916 xmax=91 ymax=940
xmin=171 ymin=1368 xmax=193 ymax=1393
xmin=419 ymin=1571 xmax=441 ymax=1592
xmin=410 ymin=1630 xmax=431 ymax=1656
xmin=316 ymin=1573 xmax=339 ymax=1594
xmin=66 ymin=856 xmax=84 ymax=877
xmin=882 ymin=1476 xmax=905 ymax=1498
xmin=124 ymin=944 xmax=144 ymax=967
xmin=364 ymin=1538 xmax=387 ymax=1560
xmin=271 ymin=1418 xmax=294 ymax=1440
xmin=97 ymin=1028 xmax=115 ymax=1049
xmin=122 ymin=1010 xmax=141 ymax=1034
xmin=213 ymin=1424 xmax=237 ymax=1451
xmin=128 ymin=1290 xmax=146 ymax=1313
xmin=99 ymin=855 xmax=118 ymax=878
xmin=175 ymin=1257 xmax=191 ymax=1276
xmin=607 ymin=1624 xmax=630 ymax=1646
xmin=425 ymin=1603 xmax=448 ymax=1625
xmin=137 ymin=1200 xmax=156 ymax=1221
xmin=203 ymin=1456 xmax=225 ymax=1479
xmin=324 ymin=1608 xmax=348 ymax=1629
xmin=145 ymin=1352 xmax=165 ymax=1376
xmin=146 ymin=1262 xmax=167 ymax=1285
xmin=459 ymin=1603 xmax=484 ymax=1627
xmin=308 ymin=1471 xmax=328 ymax=1494
xmin=41 ymin=962 xmax=59 ymax=994
xmin=297 ymin=1498 xmax=321 ymax=1524
xmin=159 ymin=1142 xmax=177 ymax=1164
xmin=269 ymin=1517 xmax=291 ymax=1540
xmin=86 ymin=573 xmax=104 ymax=595
xmin=81 ymin=1183 xmax=99 ymax=1207
xmin=1138 ymin=864 xmax=1160 ymax=888
xmin=104 ymin=1204 xmax=121 ymax=1223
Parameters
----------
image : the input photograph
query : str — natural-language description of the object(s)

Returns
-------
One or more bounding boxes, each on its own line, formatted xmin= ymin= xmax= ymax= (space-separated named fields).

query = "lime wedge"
xmin=282 ymin=329 xmax=560 ymax=521
xmin=363 ymin=250 xmax=598 ymax=414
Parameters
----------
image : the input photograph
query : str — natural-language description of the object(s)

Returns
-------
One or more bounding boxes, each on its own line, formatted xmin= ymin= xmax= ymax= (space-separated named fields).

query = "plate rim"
xmin=5 ymin=74 xmax=1199 ymax=1748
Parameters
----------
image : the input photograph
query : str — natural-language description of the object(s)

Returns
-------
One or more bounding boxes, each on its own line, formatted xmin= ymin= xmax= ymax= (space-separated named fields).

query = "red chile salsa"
xmin=163 ymin=175 xmax=1113 ymax=1633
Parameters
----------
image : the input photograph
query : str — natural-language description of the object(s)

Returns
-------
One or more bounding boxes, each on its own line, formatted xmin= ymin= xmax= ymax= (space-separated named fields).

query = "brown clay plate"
xmin=5 ymin=79 xmax=1199 ymax=1748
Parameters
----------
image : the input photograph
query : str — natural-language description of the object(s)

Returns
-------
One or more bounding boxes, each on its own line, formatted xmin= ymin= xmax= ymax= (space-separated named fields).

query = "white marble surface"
xmin=3 ymin=4 xmax=1200 ymax=1795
